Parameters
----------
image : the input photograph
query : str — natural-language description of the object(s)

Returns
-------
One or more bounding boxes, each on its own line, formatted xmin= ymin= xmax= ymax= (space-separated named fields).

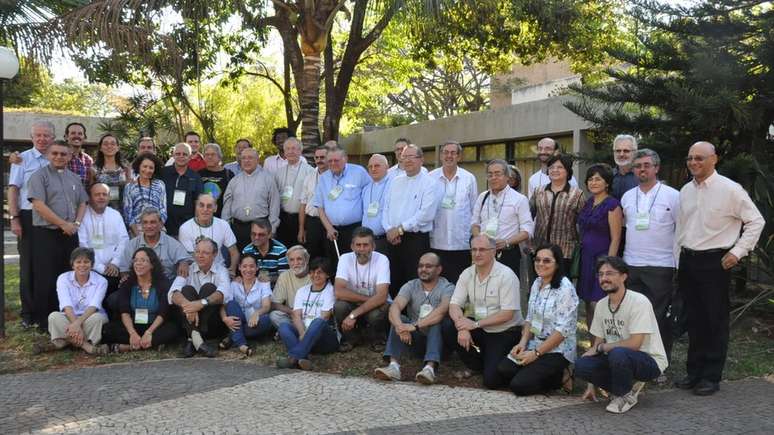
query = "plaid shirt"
xmin=68 ymin=151 xmax=94 ymax=186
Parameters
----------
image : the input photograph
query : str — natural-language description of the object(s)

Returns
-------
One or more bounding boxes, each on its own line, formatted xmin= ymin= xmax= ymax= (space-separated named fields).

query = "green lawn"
xmin=2 ymin=264 xmax=772 ymax=390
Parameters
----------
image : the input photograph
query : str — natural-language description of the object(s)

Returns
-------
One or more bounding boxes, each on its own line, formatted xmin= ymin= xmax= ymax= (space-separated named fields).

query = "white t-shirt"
xmin=178 ymin=217 xmax=237 ymax=266
xmin=590 ymin=290 xmax=668 ymax=373
xmin=335 ymin=251 xmax=390 ymax=297
xmin=293 ymin=282 xmax=335 ymax=323
xmin=621 ymin=183 xmax=680 ymax=268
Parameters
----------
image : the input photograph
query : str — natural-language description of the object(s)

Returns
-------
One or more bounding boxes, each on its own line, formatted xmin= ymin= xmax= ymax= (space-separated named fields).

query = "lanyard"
xmin=89 ymin=208 xmax=104 ymax=238
xmin=472 ymin=267 xmax=491 ymax=305
xmin=420 ymin=284 xmax=438 ymax=306
xmin=636 ymin=183 xmax=662 ymax=214
xmin=283 ymin=163 xmax=302 ymax=190
xmin=195 ymin=218 xmax=215 ymax=243
xmin=608 ymin=290 xmax=627 ymax=339
xmin=355 ymin=260 xmax=372 ymax=290
xmin=303 ymin=288 xmax=324 ymax=318
xmin=486 ymin=191 xmax=505 ymax=221
xmin=444 ymin=175 xmax=459 ymax=199
xmin=333 ymin=166 xmax=347 ymax=186
xmin=368 ymin=180 xmax=386 ymax=204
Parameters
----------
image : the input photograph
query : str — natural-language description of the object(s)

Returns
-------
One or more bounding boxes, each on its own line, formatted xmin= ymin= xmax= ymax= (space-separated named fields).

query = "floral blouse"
xmin=123 ymin=179 xmax=167 ymax=225
xmin=526 ymin=276 xmax=579 ymax=363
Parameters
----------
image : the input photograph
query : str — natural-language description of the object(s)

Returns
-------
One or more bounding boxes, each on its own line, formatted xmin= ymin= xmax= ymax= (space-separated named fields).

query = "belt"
xmin=681 ymin=247 xmax=728 ymax=256
xmin=333 ymin=222 xmax=361 ymax=230
xmin=234 ymin=217 xmax=267 ymax=225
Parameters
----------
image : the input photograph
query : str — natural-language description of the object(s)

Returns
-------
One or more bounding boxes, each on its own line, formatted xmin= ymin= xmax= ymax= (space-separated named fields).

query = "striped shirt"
xmin=530 ymin=184 xmax=585 ymax=258
xmin=242 ymin=239 xmax=289 ymax=284
xmin=68 ymin=151 xmax=93 ymax=186
xmin=123 ymin=179 xmax=167 ymax=225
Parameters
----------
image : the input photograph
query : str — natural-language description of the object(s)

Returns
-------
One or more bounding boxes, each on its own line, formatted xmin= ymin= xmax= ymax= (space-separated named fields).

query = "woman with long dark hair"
xmin=101 ymin=247 xmax=178 ymax=352
xmin=93 ymin=133 xmax=131 ymax=211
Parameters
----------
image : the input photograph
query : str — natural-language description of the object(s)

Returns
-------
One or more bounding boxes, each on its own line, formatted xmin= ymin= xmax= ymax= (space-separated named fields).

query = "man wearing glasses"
xmin=178 ymin=194 xmax=239 ymax=278
xmin=611 ymin=134 xmax=639 ymax=200
xmin=674 ymin=141 xmax=763 ymax=396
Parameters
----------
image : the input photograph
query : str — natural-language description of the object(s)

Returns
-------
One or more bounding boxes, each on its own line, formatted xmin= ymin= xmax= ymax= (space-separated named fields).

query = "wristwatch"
xmin=534 ymin=349 xmax=541 ymax=357
xmin=474 ymin=321 xmax=480 ymax=329
xmin=348 ymin=313 xmax=356 ymax=320
xmin=74 ymin=220 xmax=81 ymax=227
xmin=201 ymin=298 xmax=209 ymax=306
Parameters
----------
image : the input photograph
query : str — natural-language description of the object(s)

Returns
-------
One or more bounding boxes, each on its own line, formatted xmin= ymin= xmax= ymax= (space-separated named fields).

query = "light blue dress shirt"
xmin=360 ymin=177 xmax=391 ymax=236
xmin=9 ymin=147 xmax=49 ymax=210
xmin=312 ymin=163 xmax=370 ymax=226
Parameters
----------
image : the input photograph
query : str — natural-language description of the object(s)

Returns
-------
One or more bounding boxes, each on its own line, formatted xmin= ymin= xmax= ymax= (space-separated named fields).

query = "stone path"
xmin=0 ymin=359 xmax=771 ymax=434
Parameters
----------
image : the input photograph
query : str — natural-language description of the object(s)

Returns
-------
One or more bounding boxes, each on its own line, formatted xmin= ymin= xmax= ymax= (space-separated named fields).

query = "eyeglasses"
xmin=614 ymin=149 xmax=634 ymax=154
xmin=442 ymin=150 xmax=459 ymax=156
xmin=632 ymin=163 xmax=655 ymax=169
xmin=534 ymin=257 xmax=555 ymax=264
xmin=418 ymin=263 xmax=440 ymax=269
xmin=403 ymin=154 xmax=420 ymax=160
xmin=486 ymin=172 xmax=506 ymax=178
xmin=50 ymin=151 xmax=69 ymax=157
xmin=685 ymin=155 xmax=707 ymax=162
xmin=597 ymin=271 xmax=622 ymax=278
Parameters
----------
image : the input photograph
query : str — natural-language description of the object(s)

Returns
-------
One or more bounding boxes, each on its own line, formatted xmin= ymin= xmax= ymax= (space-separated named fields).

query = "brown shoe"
xmin=31 ymin=342 xmax=57 ymax=355
xmin=298 ymin=358 xmax=313 ymax=371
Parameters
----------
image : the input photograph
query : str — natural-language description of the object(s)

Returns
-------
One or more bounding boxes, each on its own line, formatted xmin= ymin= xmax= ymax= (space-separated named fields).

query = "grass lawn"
xmin=2 ymin=263 xmax=772 ymax=391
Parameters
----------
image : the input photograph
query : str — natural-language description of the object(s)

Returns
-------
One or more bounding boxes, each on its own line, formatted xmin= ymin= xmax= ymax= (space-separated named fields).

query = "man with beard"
xmin=611 ymin=135 xmax=639 ymax=200
xmin=527 ymin=137 xmax=577 ymax=199
xmin=333 ymin=227 xmax=390 ymax=352
xmin=374 ymin=253 xmax=454 ymax=385
xmin=64 ymin=122 xmax=94 ymax=187
xmin=576 ymin=256 xmax=667 ymax=414
xmin=270 ymin=245 xmax=312 ymax=329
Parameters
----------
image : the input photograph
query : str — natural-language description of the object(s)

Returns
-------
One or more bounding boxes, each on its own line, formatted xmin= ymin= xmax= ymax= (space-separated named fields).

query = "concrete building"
xmin=2 ymin=111 xmax=112 ymax=154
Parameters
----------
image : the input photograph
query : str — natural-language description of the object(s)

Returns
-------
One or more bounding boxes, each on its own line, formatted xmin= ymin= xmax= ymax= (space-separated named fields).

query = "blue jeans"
xmin=278 ymin=318 xmax=339 ymax=360
xmin=575 ymin=347 xmax=662 ymax=396
xmin=225 ymin=300 xmax=272 ymax=347
xmin=384 ymin=315 xmax=442 ymax=363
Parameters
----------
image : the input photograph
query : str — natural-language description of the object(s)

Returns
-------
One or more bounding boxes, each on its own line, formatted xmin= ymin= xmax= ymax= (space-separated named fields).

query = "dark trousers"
xmin=31 ymin=227 xmax=78 ymax=327
xmin=627 ymin=266 xmax=675 ymax=360
xmin=178 ymin=284 xmax=228 ymax=340
xmin=231 ymin=219 xmax=257 ymax=253
xmin=374 ymin=236 xmax=389 ymax=256
xmin=17 ymin=210 xmax=34 ymax=322
xmin=387 ymin=231 xmax=430 ymax=298
xmin=432 ymin=249 xmax=470 ymax=284
xmin=324 ymin=222 xmax=359 ymax=271
xmin=575 ymin=348 xmax=661 ymax=396
xmin=678 ymin=249 xmax=731 ymax=382
xmin=303 ymin=216 xmax=326 ymax=261
xmin=442 ymin=317 xmax=521 ymax=389
xmin=277 ymin=211 xmax=300 ymax=249
xmin=101 ymin=319 xmax=180 ymax=346
xmin=497 ymin=352 xmax=569 ymax=396
xmin=498 ymin=247 xmax=522 ymax=280
xmin=101 ymin=280 xmax=123 ymax=321
xmin=333 ymin=300 xmax=388 ymax=345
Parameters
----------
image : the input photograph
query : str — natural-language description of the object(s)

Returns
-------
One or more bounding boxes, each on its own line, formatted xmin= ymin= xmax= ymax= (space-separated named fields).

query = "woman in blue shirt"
xmin=220 ymin=255 xmax=273 ymax=356
xmin=497 ymin=243 xmax=579 ymax=395
xmin=123 ymin=153 xmax=167 ymax=237
xmin=102 ymin=247 xmax=178 ymax=352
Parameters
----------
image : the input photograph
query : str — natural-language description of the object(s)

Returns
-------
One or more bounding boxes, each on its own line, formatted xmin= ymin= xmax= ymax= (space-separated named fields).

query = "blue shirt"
xmin=123 ymin=179 xmax=167 ymax=225
xmin=130 ymin=286 xmax=160 ymax=324
xmin=224 ymin=161 xmax=241 ymax=176
xmin=612 ymin=169 xmax=638 ymax=200
xmin=312 ymin=163 xmax=370 ymax=226
xmin=242 ymin=239 xmax=289 ymax=283
xmin=9 ymin=147 xmax=49 ymax=210
xmin=360 ymin=177 xmax=391 ymax=236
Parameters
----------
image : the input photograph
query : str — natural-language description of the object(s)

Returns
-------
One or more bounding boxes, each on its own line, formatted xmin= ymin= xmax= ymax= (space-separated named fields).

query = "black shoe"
xmin=276 ymin=356 xmax=298 ymax=369
xmin=21 ymin=318 xmax=36 ymax=330
xmin=182 ymin=341 xmax=196 ymax=358
xmin=198 ymin=342 xmax=217 ymax=358
xmin=693 ymin=380 xmax=719 ymax=396
xmin=674 ymin=376 xmax=700 ymax=390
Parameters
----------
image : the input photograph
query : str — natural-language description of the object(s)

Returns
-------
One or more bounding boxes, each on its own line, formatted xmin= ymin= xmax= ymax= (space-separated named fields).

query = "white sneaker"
xmin=415 ymin=366 xmax=436 ymax=385
xmin=374 ymin=364 xmax=401 ymax=381
xmin=606 ymin=390 xmax=639 ymax=414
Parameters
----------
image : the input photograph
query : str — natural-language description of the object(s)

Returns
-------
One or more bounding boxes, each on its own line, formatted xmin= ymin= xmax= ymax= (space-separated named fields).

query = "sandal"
xmin=453 ymin=369 xmax=474 ymax=380
xmin=219 ymin=336 xmax=233 ymax=350
xmin=561 ymin=366 xmax=574 ymax=394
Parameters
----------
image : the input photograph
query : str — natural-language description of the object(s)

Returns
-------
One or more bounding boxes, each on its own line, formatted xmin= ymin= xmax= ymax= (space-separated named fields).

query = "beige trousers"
xmin=48 ymin=311 xmax=108 ymax=344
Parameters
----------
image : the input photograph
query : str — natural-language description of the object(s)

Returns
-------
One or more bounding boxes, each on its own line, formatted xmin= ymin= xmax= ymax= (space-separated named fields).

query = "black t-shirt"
xmin=198 ymin=168 xmax=234 ymax=217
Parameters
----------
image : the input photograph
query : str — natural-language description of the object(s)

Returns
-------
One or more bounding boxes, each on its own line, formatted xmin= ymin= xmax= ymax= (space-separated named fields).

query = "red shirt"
xmin=188 ymin=153 xmax=206 ymax=172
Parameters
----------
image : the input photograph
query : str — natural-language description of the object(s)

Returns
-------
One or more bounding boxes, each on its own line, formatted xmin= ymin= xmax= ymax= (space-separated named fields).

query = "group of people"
xmin=8 ymin=120 xmax=764 ymax=413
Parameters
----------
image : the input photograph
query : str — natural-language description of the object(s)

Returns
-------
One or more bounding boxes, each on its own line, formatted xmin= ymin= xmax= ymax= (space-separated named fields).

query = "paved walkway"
xmin=0 ymin=359 xmax=771 ymax=434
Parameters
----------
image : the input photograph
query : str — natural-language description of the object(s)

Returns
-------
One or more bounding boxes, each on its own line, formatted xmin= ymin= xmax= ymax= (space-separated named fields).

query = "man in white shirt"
xmin=298 ymin=145 xmax=329 ymax=260
xmin=576 ymin=256 xmax=667 ymax=414
xmin=443 ymin=234 xmax=523 ymax=389
xmin=78 ymin=183 xmax=130 ymax=296
xmin=178 ymin=193 xmax=239 ymax=277
xmin=383 ymin=145 xmax=442 ymax=297
xmin=387 ymin=137 xmax=428 ymax=179
xmin=361 ymin=154 xmax=391 ymax=254
xmin=169 ymin=238 xmax=231 ymax=358
xmin=620 ymin=149 xmax=679 ymax=362
xmin=275 ymin=137 xmax=314 ymax=248
xmin=673 ymin=141 xmax=764 ymax=396
xmin=429 ymin=141 xmax=478 ymax=283
xmin=333 ymin=227 xmax=390 ymax=352
xmin=471 ymin=160 xmax=534 ymax=278
xmin=262 ymin=128 xmax=292 ymax=173
xmin=527 ymin=137 xmax=578 ymax=199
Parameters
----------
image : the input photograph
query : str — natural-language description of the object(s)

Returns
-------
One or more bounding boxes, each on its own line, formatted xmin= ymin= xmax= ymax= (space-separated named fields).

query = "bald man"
xmin=361 ymin=154 xmax=391 ymax=253
xmin=674 ymin=141 xmax=763 ymax=396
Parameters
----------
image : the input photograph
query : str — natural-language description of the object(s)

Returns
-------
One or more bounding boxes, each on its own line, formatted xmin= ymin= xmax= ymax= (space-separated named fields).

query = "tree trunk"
xmin=299 ymin=52 xmax=323 ymax=147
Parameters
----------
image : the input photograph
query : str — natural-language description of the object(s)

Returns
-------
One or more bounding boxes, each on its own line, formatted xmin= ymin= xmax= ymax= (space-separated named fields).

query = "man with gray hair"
xmin=361 ymin=153 xmax=391 ymax=253
xmin=471 ymin=159 xmax=534 ymax=278
xmin=275 ymin=137 xmax=314 ymax=248
xmin=8 ymin=120 xmax=55 ymax=328
xmin=199 ymin=142 xmax=235 ymax=217
xmin=117 ymin=207 xmax=191 ymax=281
xmin=270 ymin=245 xmax=311 ymax=328
xmin=160 ymin=142 xmax=203 ymax=237
xmin=620 ymin=149 xmax=680 ymax=365
xmin=612 ymin=134 xmax=639 ymax=200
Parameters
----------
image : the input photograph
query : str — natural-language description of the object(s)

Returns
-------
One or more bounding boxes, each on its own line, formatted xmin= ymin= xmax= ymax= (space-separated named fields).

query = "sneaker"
xmin=415 ymin=366 xmax=436 ymax=385
xmin=374 ymin=364 xmax=401 ymax=381
xmin=606 ymin=391 xmax=639 ymax=414
xmin=631 ymin=381 xmax=646 ymax=400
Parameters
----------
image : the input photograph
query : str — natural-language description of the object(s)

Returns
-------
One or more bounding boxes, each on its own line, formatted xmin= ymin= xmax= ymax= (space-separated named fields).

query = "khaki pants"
xmin=48 ymin=311 xmax=108 ymax=345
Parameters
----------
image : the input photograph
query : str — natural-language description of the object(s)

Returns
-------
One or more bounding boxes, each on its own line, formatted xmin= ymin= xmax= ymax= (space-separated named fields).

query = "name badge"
xmin=474 ymin=304 xmax=488 ymax=321
xmin=244 ymin=206 xmax=252 ymax=217
xmin=328 ymin=185 xmax=344 ymax=200
xmin=135 ymin=308 xmax=149 ymax=325
xmin=484 ymin=218 xmax=499 ymax=238
xmin=419 ymin=303 xmax=433 ymax=319
xmin=530 ymin=312 xmax=544 ymax=336
xmin=367 ymin=201 xmax=379 ymax=217
xmin=441 ymin=196 xmax=455 ymax=209
xmin=91 ymin=233 xmax=104 ymax=249
xmin=109 ymin=185 xmax=120 ymax=201
xmin=173 ymin=189 xmax=187 ymax=206
xmin=281 ymin=185 xmax=293 ymax=202
xmin=635 ymin=212 xmax=650 ymax=231
xmin=304 ymin=315 xmax=315 ymax=328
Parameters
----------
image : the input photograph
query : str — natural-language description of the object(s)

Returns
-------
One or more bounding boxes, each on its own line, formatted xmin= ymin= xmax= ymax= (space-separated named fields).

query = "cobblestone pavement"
xmin=1 ymin=359 xmax=771 ymax=434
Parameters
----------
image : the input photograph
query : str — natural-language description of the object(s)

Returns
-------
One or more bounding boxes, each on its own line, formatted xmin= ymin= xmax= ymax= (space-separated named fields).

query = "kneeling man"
xmin=575 ymin=256 xmax=668 ymax=414
xmin=374 ymin=253 xmax=453 ymax=384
